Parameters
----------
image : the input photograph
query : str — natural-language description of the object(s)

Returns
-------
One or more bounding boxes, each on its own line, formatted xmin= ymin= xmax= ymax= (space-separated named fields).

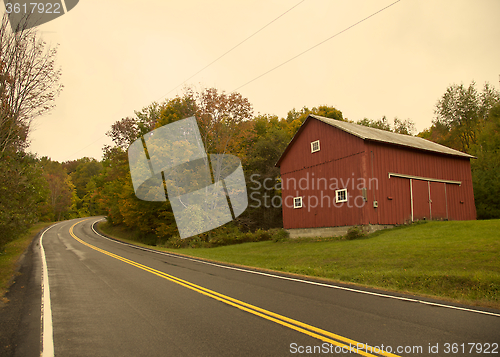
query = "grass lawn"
xmin=0 ymin=222 xmax=54 ymax=304
xmin=100 ymin=220 xmax=500 ymax=309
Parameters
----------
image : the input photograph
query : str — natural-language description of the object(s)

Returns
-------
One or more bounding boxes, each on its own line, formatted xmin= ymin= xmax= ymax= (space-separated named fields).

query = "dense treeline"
xmin=92 ymin=88 xmax=422 ymax=246
xmin=94 ymin=88 xmax=295 ymax=245
xmin=90 ymin=91 xmax=352 ymax=245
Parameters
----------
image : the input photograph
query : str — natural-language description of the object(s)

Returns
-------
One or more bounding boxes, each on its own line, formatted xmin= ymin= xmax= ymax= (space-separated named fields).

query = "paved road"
xmin=34 ymin=217 xmax=499 ymax=356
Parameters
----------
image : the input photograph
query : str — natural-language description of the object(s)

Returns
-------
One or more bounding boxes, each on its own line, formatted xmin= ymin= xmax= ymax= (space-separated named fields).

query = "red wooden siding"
xmin=278 ymin=118 xmax=476 ymax=230
xmin=280 ymin=119 xmax=368 ymax=229
xmin=367 ymin=141 xmax=476 ymax=224
xmin=429 ymin=182 xmax=447 ymax=220
xmin=412 ymin=180 xmax=430 ymax=220
xmin=278 ymin=119 xmax=365 ymax=174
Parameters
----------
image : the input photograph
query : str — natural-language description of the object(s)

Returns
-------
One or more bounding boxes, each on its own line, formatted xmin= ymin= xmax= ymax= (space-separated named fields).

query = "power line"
xmin=232 ymin=0 xmax=401 ymax=92
xmin=61 ymin=2 xmax=306 ymax=162
xmin=156 ymin=0 xmax=306 ymax=101
xmin=61 ymin=134 xmax=108 ymax=161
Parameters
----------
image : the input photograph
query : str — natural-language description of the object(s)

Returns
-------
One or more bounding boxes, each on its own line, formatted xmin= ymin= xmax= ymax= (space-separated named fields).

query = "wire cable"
xmin=156 ymin=0 xmax=306 ymax=101
xmin=232 ymin=0 xmax=401 ymax=92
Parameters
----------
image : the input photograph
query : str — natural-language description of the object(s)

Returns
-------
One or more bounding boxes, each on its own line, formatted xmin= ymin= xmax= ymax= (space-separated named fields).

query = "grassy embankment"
xmin=0 ymin=222 xmax=54 ymax=303
xmin=99 ymin=220 xmax=500 ymax=309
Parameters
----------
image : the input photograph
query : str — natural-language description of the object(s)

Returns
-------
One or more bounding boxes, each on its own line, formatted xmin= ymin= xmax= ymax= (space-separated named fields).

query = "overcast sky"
xmin=16 ymin=0 xmax=500 ymax=162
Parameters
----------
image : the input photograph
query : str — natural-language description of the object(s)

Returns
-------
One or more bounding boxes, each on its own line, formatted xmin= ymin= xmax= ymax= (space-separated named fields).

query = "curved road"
xmin=32 ymin=217 xmax=499 ymax=356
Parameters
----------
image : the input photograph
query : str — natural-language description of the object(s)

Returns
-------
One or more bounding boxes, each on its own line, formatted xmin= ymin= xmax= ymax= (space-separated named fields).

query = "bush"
xmin=254 ymin=229 xmax=271 ymax=241
xmin=159 ymin=226 xmax=287 ymax=249
xmin=272 ymin=229 xmax=289 ymax=242
xmin=345 ymin=226 xmax=365 ymax=240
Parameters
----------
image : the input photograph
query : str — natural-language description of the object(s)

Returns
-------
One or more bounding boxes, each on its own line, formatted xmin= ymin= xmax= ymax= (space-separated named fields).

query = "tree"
xmin=433 ymin=82 xmax=500 ymax=152
xmin=285 ymin=105 xmax=344 ymax=137
xmin=194 ymin=87 xmax=253 ymax=155
xmin=471 ymin=103 xmax=500 ymax=218
xmin=357 ymin=116 xmax=391 ymax=131
xmin=66 ymin=158 xmax=103 ymax=199
xmin=155 ymin=94 xmax=196 ymax=127
xmin=0 ymin=14 xmax=62 ymax=153
xmin=235 ymin=114 xmax=291 ymax=231
xmin=420 ymin=81 xmax=500 ymax=218
xmin=0 ymin=14 xmax=62 ymax=249
xmin=41 ymin=158 xmax=75 ymax=221
xmin=357 ymin=116 xmax=416 ymax=135
xmin=61 ymin=157 xmax=103 ymax=217
xmin=0 ymin=153 xmax=49 ymax=251
xmin=393 ymin=117 xmax=416 ymax=135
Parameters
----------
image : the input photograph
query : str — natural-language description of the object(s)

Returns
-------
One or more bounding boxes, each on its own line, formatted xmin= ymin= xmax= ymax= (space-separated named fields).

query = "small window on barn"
xmin=335 ymin=189 xmax=347 ymax=203
xmin=311 ymin=140 xmax=320 ymax=153
xmin=294 ymin=196 xmax=303 ymax=209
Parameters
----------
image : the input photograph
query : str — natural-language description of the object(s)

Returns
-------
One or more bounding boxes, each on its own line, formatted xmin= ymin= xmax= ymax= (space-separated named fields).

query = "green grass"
xmin=0 ymin=222 xmax=54 ymax=304
xmin=99 ymin=220 xmax=500 ymax=309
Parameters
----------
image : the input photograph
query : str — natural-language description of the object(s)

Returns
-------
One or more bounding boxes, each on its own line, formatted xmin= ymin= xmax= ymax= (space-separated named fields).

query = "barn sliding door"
xmin=429 ymin=182 xmax=447 ymax=220
xmin=412 ymin=180 xmax=430 ymax=220
xmin=390 ymin=173 xmax=458 ymax=222
xmin=411 ymin=179 xmax=448 ymax=221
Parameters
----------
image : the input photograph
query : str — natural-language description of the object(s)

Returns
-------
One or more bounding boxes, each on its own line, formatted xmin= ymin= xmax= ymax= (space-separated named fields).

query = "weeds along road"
xmin=33 ymin=217 xmax=499 ymax=356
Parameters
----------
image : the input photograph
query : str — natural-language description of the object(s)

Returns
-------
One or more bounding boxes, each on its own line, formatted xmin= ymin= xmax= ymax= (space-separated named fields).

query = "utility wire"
xmin=232 ymin=0 xmax=401 ymax=92
xmin=60 ymin=2 xmax=306 ymax=162
xmin=156 ymin=0 xmax=306 ymax=101
xmin=61 ymin=134 xmax=108 ymax=161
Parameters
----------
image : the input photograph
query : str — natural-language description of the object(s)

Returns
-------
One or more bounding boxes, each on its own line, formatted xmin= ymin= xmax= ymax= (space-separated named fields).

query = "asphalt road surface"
xmin=11 ymin=217 xmax=500 ymax=356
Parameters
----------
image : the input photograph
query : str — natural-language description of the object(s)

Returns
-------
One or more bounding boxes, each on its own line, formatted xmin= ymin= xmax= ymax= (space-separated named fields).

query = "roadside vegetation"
xmin=99 ymin=220 xmax=289 ymax=248
xmin=99 ymin=219 xmax=500 ymax=309
xmin=0 ymin=222 xmax=53 ymax=303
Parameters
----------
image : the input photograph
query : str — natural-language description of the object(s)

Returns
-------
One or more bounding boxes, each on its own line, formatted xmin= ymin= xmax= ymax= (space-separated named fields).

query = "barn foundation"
xmin=286 ymin=224 xmax=393 ymax=239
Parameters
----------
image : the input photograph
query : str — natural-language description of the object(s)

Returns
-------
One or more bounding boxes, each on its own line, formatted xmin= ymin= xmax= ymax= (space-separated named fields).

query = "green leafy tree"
xmin=420 ymin=82 xmax=500 ymax=218
xmin=61 ymin=157 xmax=103 ymax=217
xmin=41 ymin=158 xmax=76 ymax=221
xmin=0 ymin=153 xmax=49 ymax=251
xmin=236 ymin=114 xmax=291 ymax=231
xmin=471 ymin=103 xmax=500 ymax=218
xmin=432 ymin=82 xmax=500 ymax=152
xmin=67 ymin=158 xmax=103 ymax=199
xmin=285 ymin=105 xmax=344 ymax=137
xmin=357 ymin=116 xmax=416 ymax=135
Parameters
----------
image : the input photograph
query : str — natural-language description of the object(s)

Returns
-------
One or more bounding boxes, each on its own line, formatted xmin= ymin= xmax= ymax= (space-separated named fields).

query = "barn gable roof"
xmin=276 ymin=114 xmax=474 ymax=167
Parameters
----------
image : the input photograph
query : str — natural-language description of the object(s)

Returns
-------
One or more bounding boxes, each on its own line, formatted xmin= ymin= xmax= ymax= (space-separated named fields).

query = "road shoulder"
xmin=0 ymin=231 xmax=43 ymax=357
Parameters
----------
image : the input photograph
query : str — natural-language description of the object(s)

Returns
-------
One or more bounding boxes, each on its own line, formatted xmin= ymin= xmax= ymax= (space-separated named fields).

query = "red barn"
xmin=275 ymin=114 xmax=476 ymax=237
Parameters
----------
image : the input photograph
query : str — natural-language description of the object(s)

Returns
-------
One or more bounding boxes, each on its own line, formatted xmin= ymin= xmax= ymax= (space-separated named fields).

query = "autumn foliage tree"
xmin=0 ymin=14 xmax=62 ymax=250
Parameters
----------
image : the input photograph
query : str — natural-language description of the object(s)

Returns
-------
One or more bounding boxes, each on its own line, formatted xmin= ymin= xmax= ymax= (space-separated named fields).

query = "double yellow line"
xmin=69 ymin=220 xmax=399 ymax=357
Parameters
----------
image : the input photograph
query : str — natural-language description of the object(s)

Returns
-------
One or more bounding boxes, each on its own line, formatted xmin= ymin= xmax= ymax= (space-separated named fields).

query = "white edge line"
xmin=40 ymin=223 xmax=61 ymax=357
xmin=90 ymin=218 xmax=500 ymax=318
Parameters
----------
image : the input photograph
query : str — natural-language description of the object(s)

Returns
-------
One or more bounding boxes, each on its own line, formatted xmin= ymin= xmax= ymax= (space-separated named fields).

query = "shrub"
xmin=345 ymin=226 xmax=365 ymax=240
xmin=254 ymin=229 xmax=271 ymax=241
xmin=272 ymin=229 xmax=289 ymax=242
